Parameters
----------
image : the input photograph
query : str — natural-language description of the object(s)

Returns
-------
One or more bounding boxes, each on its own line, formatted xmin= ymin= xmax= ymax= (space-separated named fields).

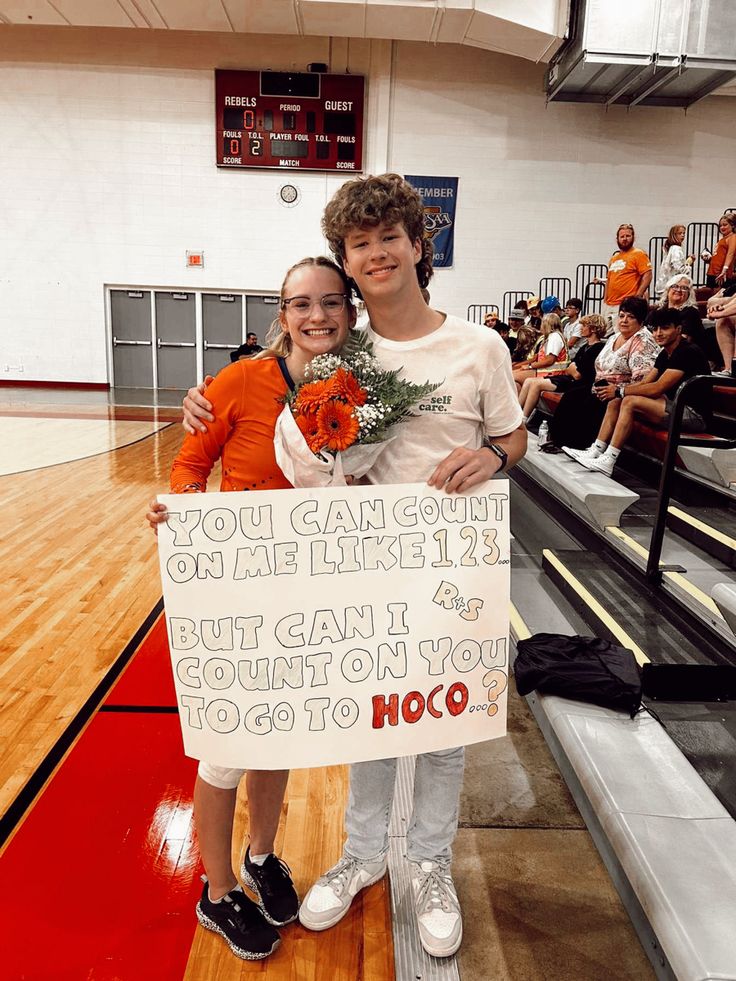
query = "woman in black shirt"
xmin=519 ymin=314 xmax=607 ymax=423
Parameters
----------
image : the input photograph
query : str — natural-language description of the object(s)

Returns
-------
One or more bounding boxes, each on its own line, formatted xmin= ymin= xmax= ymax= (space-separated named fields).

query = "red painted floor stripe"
xmin=0 ymin=714 xmax=201 ymax=981
xmin=106 ymin=614 xmax=177 ymax=707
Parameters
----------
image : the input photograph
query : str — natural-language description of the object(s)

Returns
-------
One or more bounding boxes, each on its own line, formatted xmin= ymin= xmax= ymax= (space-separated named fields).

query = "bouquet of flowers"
xmin=274 ymin=330 xmax=440 ymax=487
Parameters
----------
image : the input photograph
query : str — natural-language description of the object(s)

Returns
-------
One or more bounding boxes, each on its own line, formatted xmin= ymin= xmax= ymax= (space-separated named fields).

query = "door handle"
xmin=113 ymin=337 xmax=152 ymax=346
xmin=204 ymin=342 xmax=239 ymax=350
xmin=157 ymin=340 xmax=196 ymax=349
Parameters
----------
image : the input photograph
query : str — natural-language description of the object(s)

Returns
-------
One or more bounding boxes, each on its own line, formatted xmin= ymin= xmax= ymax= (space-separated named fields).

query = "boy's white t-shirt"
xmin=363 ymin=314 xmax=523 ymax=485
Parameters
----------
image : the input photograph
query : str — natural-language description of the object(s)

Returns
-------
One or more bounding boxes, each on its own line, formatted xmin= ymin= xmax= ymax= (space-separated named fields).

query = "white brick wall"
xmin=0 ymin=37 xmax=734 ymax=382
xmin=391 ymin=42 xmax=736 ymax=319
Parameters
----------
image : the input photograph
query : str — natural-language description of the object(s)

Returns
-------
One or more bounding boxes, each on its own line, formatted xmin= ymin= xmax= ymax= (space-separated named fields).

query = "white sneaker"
xmin=410 ymin=861 xmax=462 ymax=958
xmin=585 ymin=453 xmax=615 ymax=477
xmin=298 ymin=854 xmax=387 ymax=931
xmin=562 ymin=444 xmax=601 ymax=462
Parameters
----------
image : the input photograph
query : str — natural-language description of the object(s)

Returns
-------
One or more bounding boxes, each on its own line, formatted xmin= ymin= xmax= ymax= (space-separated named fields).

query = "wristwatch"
xmin=482 ymin=437 xmax=508 ymax=472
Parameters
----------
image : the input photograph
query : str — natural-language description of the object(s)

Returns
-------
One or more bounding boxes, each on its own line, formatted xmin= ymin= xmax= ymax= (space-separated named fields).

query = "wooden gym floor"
xmin=0 ymin=389 xmax=653 ymax=980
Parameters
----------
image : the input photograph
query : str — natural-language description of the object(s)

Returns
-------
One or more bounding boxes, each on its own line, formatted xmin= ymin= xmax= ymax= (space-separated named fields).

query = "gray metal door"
xmin=246 ymin=294 xmax=280 ymax=343
xmin=156 ymin=291 xmax=196 ymax=389
xmin=203 ymin=293 xmax=242 ymax=377
xmin=110 ymin=290 xmax=153 ymax=388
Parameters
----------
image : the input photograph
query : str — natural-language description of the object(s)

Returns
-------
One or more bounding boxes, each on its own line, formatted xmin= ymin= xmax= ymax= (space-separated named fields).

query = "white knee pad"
xmin=198 ymin=761 xmax=246 ymax=790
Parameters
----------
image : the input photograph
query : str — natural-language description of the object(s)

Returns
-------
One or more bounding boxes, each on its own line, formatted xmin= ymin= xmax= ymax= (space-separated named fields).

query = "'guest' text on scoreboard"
xmin=215 ymin=70 xmax=365 ymax=173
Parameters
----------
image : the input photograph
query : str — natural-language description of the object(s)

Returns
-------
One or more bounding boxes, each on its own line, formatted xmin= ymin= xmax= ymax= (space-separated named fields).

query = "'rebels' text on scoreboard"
xmin=215 ymin=70 xmax=365 ymax=173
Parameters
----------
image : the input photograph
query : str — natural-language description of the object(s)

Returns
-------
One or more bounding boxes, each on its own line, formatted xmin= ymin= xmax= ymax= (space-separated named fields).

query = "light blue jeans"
xmin=344 ymin=746 xmax=465 ymax=866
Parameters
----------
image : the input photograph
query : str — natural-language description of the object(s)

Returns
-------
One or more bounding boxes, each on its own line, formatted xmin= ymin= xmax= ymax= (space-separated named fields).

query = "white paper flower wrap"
xmin=274 ymin=404 xmax=392 ymax=488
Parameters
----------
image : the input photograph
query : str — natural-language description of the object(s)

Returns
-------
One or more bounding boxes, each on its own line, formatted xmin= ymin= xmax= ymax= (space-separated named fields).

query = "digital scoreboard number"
xmin=215 ymin=70 xmax=365 ymax=173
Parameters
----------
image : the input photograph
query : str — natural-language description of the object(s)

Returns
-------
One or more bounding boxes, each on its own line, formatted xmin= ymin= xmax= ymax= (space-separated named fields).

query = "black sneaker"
xmin=241 ymin=847 xmax=300 ymax=926
xmin=196 ymin=878 xmax=280 ymax=960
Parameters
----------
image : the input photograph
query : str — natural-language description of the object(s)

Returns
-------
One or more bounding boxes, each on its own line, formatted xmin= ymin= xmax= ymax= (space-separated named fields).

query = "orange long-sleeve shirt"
xmin=170 ymin=357 xmax=294 ymax=494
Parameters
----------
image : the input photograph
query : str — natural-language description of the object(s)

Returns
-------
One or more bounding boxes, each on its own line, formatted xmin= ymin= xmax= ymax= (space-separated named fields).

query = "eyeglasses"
xmin=282 ymin=293 xmax=348 ymax=316
xmin=669 ymin=285 xmax=690 ymax=293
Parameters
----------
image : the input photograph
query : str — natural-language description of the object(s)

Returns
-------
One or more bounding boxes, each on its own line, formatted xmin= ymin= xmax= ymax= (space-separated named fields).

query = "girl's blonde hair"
xmin=253 ymin=256 xmax=355 ymax=360
xmin=541 ymin=313 xmax=562 ymax=336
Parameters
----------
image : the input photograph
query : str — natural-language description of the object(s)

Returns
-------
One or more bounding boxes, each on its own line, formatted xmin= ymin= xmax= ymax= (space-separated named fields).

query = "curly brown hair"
xmin=321 ymin=173 xmax=433 ymax=298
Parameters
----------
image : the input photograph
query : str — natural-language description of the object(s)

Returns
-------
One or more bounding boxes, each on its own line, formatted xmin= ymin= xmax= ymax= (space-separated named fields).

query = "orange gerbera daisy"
xmin=295 ymin=412 xmax=325 ymax=453
xmin=329 ymin=367 xmax=368 ymax=407
xmin=294 ymin=379 xmax=331 ymax=415
xmin=316 ymin=400 xmax=359 ymax=452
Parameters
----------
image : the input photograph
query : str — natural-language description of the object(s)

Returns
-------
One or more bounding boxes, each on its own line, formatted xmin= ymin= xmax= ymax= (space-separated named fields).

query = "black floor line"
xmin=99 ymin=704 xmax=178 ymax=714
xmin=0 ymin=598 xmax=164 ymax=848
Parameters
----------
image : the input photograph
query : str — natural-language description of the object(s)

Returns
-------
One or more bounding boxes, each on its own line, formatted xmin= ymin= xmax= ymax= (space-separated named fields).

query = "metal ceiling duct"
xmin=546 ymin=0 xmax=736 ymax=107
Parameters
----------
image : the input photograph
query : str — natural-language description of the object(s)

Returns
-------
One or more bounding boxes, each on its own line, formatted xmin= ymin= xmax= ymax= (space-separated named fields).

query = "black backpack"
xmin=514 ymin=633 xmax=642 ymax=717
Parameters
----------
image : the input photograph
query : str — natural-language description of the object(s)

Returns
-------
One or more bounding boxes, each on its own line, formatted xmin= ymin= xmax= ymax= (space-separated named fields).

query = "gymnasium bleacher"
xmin=470 ymin=210 xmax=736 ymax=635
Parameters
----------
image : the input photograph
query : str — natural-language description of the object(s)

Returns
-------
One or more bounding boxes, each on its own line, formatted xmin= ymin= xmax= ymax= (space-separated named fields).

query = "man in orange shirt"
xmin=596 ymin=224 xmax=652 ymax=334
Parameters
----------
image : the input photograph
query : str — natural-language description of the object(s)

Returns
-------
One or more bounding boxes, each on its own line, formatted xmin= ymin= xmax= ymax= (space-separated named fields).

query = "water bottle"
xmin=537 ymin=421 xmax=549 ymax=445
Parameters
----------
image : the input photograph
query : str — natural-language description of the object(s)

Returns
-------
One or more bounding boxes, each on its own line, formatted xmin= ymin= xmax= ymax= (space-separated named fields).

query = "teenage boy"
xmin=182 ymin=173 xmax=526 ymax=958
xmin=493 ymin=320 xmax=517 ymax=356
xmin=563 ymin=298 xmax=584 ymax=357
xmin=576 ymin=307 xmax=711 ymax=477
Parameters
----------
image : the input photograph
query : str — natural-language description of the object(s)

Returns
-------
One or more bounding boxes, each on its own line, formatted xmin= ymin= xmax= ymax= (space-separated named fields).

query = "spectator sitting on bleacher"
xmin=512 ymin=313 xmax=567 ymax=388
xmin=567 ymin=307 xmax=711 ymax=477
xmin=511 ymin=324 xmax=538 ymax=365
xmin=230 ymin=332 xmax=263 ymax=362
xmin=542 ymin=295 xmax=563 ymax=318
xmin=708 ymin=286 xmax=736 ymax=322
xmin=492 ymin=321 xmax=516 ymax=356
xmin=550 ymin=296 xmax=659 ymax=452
xmin=519 ymin=313 xmax=607 ymax=424
xmin=563 ymin=298 xmax=584 ymax=358
xmin=527 ymin=296 xmax=542 ymax=330
xmin=708 ymin=281 xmax=736 ymax=374
xmin=508 ymin=303 xmax=530 ymax=337
xmin=647 ymin=274 xmax=707 ymax=352
xmin=483 ymin=310 xmax=499 ymax=329
xmin=655 ymin=225 xmax=694 ymax=297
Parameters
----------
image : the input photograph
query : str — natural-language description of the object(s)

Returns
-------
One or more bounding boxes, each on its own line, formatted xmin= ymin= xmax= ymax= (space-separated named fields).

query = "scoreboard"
xmin=215 ymin=70 xmax=365 ymax=173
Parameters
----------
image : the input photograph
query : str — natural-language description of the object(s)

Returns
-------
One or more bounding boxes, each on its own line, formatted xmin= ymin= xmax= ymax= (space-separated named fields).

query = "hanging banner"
xmin=405 ymin=175 xmax=458 ymax=268
xmin=156 ymin=480 xmax=509 ymax=770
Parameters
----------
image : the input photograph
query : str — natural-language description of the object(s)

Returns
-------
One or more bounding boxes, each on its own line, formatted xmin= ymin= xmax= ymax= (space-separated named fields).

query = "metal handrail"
xmin=466 ymin=303 xmax=499 ymax=324
xmin=646 ymin=374 xmax=736 ymax=582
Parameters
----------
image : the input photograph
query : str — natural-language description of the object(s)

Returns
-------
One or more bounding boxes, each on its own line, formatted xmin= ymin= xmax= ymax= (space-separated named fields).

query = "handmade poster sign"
xmin=156 ymin=480 xmax=510 ymax=769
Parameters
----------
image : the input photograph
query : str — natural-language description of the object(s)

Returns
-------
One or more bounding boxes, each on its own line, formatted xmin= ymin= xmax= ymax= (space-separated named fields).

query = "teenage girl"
xmin=146 ymin=256 xmax=356 ymax=961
